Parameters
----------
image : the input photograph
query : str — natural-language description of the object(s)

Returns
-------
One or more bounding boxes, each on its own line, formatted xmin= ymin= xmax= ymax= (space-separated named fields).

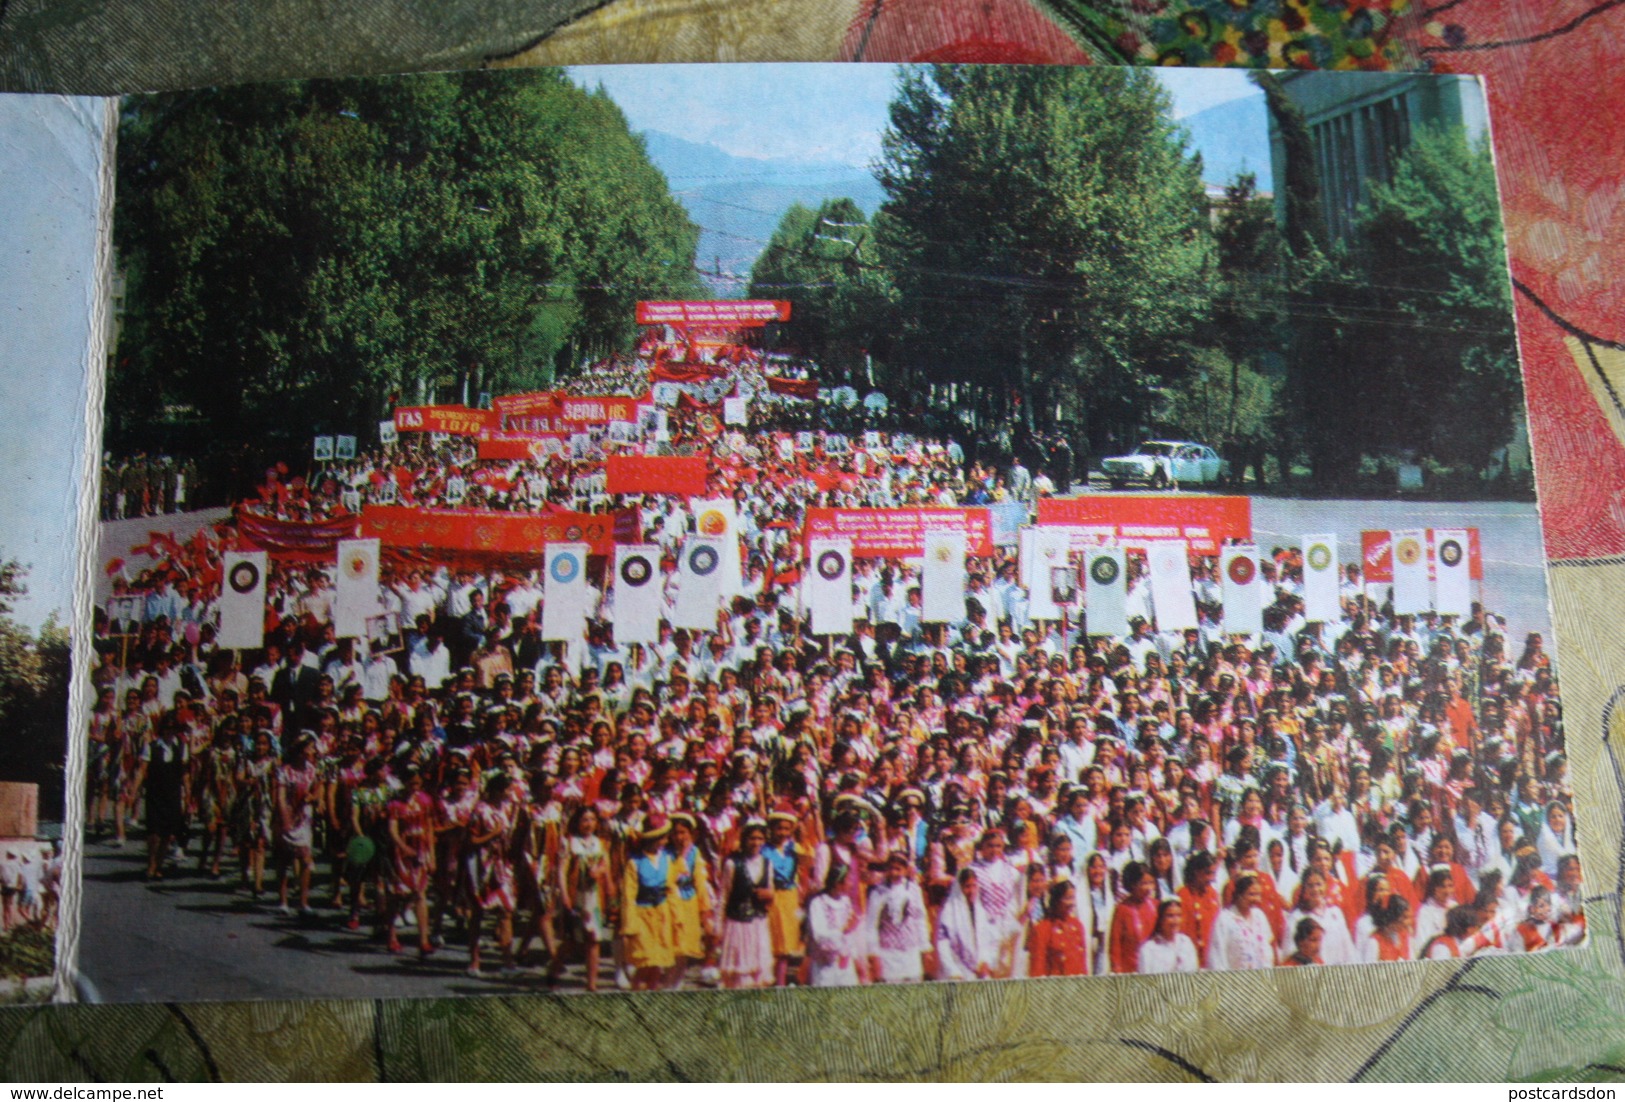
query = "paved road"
xmin=78 ymin=837 xmax=604 ymax=1003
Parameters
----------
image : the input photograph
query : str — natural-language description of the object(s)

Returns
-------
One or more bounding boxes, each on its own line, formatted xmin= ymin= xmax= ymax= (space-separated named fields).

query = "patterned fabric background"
xmin=2 ymin=0 xmax=1624 ymax=1081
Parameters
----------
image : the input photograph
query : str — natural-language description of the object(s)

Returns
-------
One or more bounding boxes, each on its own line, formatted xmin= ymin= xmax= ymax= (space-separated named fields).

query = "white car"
xmin=1099 ymin=440 xmax=1227 ymax=489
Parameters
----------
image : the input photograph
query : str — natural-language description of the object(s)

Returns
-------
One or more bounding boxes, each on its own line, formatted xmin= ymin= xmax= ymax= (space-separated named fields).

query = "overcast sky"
xmin=0 ymin=95 xmax=104 ymax=630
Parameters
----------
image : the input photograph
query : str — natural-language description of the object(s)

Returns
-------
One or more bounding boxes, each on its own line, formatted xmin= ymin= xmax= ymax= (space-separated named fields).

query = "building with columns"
xmin=1267 ymin=72 xmax=1489 ymax=242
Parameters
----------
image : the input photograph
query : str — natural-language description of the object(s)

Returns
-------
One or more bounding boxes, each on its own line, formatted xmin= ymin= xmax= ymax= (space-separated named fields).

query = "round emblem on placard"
xmin=550 ymin=553 xmax=581 ymax=584
xmin=1396 ymin=537 xmax=1422 ymax=566
xmin=1227 ymin=555 xmax=1256 ymax=585
xmin=343 ymin=551 xmax=370 ymax=580
xmin=689 ymin=544 xmax=719 ymax=577
xmin=698 ymin=509 xmax=728 ymax=537
xmin=620 ymin=555 xmax=652 ymax=587
xmin=228 ymin=561 xmax=260 ymax=595
xmin=565 ymin=525 xmax=583 ymax=541
xmin=1089 ymin=556 xmax=1120 ymax=586
xmin=932 ymin=543 xmax=954 ymax=564
xmin=816 ymin=549 xmax=846 ymax=581
xmin=1308 ymin=543 xmax=1333 ymax=572
xmin=1439 ymin=539 xmax=1463 ymax=568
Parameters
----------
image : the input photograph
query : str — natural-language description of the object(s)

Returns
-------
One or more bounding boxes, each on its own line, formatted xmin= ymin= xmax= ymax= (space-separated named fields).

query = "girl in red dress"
xmin=465 ymin=773 xmax=520 ymax=976
xmin=1027 ymin=881 xmax=1088 ymax=977
xmin=384 ymin=764 xmax=436 ymax=956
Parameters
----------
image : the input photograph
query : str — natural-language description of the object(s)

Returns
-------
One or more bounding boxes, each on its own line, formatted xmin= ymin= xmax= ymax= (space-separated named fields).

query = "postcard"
xmin=20 ymin=63 xmax=1581 ymax=1002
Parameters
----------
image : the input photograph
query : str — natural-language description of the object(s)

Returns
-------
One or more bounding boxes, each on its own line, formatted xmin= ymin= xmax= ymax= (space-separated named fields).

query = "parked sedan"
xmin=1099 ymin=440 xmax=1227 ymax=489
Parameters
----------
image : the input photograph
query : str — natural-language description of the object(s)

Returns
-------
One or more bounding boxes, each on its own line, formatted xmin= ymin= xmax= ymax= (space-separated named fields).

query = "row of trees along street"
xmin=109 ymin=66 xmax=1525 ymax=499
xmin=749 ymin=67 xmax=1525 ymax=497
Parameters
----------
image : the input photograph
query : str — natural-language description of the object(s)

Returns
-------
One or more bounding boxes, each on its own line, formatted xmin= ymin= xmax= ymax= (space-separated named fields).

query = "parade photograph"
xmin=77 ymin=62 xmax=1580 ymax=1003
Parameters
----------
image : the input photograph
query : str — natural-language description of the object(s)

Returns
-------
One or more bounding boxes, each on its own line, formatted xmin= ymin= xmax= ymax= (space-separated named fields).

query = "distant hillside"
xmin=641 ymin=130 xmax=887 ymax=297
xmin=1178 ymin=94 xmax=1273 ymax=191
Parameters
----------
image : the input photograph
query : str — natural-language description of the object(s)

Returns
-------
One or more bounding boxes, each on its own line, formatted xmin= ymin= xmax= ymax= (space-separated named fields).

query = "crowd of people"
xmin=88 ymin=338 xmax=1582 ymax=990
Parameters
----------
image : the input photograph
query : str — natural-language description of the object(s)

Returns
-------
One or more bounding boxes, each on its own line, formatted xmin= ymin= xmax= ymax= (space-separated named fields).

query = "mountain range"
xmin=639 ymin=130 xmax=886 ymax=297
xmin=638 ymin=95 xmax=1272 ymax=298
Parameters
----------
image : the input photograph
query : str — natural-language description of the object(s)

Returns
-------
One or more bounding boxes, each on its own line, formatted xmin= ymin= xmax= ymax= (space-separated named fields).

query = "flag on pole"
xmin=1392 ymin=528 xmax=1430 ymax=615
xmin=1303 ymin=534 xmax=1340 ymax=622
xmin=673 ymin=537 xmax=725 ymax=631
xmin=692 ymin=498 xmax=742 ymax=596
xmin=921 ymin=529 xmax=966 ymax=623
xmin=805 ymin=538 xmax=854 ymax=636
xmin=219 ymin=551 xmax=268 ymax=649
xmin=1433 ymin=529 xmax=1472 ymax=616
xmin=334 ymin=538 xmax=380 ymax=638
xmin=1147 ymin=540 xmax=1197 ymax=632
xmin=1220 ymin=544 xmax=1263 ymax=636
xmin=541 ymin=542 xmax=591 ymax=641
xmin=1084 ymin=547 xmax=1128 ymax=637
xmin=1025 ymin=527 xmax=1072 ymax=621
xmin=612 ymin=544 xmax=661 ymax=644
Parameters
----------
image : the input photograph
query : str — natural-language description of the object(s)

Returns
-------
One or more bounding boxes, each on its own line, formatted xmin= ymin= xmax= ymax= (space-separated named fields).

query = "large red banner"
xmin=392 ymin=405 xmax=498 ymax=436
xmin=491 ymin=391 xmax=563 ymax=417
xmin=361 ymin=506 xmax=631 ymax=555
xmin=650 ymin=361 xmax=729 ymax=384
xmin=1035 ymin=495 xmax=1252 ymax=555
xmin=560 ymin=395 xmax=644 ymax=424
xmin=605 ymin=455 xmax=709 ymax=496
xmin=765 ymin=376 xmax=819 ymax=400
xmin=476 ymin=432 xmax=566 ymax=461
xmin=1362 ymin=529 xmax=1483 ymax=582
xmin=803 ymin=508 xmax=994 ymax=557
xmin=490 ymin=391 xmax=643 ymax=431
xmin=636 ymin=300 xmax=791 ymax=326
xmin=235 ymin=508 xmax=359 ymax=559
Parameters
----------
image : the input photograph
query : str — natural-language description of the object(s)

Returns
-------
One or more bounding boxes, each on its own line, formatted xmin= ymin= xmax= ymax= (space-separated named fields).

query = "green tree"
xmin=112 ymin=71 xmax=702 ymax=476
xmin=1352 ymin=126 xmax=1522 ymax=474
xmin=746 ymin=198 xmax=898 ymax=381
xmin=874 ymin=66 xmax=1212 ymax=456
xmin=0 ymin=563 xmax=68 ymax=820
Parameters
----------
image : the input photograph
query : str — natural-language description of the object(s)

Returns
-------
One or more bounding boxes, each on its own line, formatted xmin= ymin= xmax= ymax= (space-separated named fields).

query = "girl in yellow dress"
xmin=765 ymin=811 xmax=806 ymax=985
xmin=666 ymin=812 xmax=713 ymax=988
xmin=621 ymin=814 xmax=678 ymax=990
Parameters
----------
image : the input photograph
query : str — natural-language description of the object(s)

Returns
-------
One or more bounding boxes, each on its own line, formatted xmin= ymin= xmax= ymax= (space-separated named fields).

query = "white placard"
xmin=334 ymin=538 xmax=380 ymax=639
xmin=921 ymin=530 xmax=967 ymax=623
xmin=1220 ymin=544 xmax=1263 ymax=636
xmin=806 ymin=539 xmax=855 ymax=637
xmin=1303 ymin=533 xmax=1341 ymax=623
xmin=1433 ymin=528 xmax=1472 ymax=617
xmin=541 ymin=542 xmax=591 ymax=641
xmin=1084 ymin=547 xmax=1128 ymax=637
xmin=612 ymin=544 xmax=662 ymax=644
xmin=219 ymin=551 xmax=268 ymax=650
xmin=1147 ymin=540 xmax=1197 ymax=632
xmin=1391 ymin=528 xmax=1431 ymax=615
xmin=673 ymin=537 xmax=725 ymax=631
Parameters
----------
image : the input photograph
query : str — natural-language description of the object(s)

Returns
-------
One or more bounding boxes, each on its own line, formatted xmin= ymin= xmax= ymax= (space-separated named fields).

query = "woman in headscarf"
xmin=934 ymin=867 xmax=990 ymax=981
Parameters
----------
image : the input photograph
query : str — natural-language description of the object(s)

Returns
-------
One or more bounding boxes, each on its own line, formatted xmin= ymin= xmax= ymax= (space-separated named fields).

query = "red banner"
xmin=636 ymin=300 xmax=791 ymax=326
xmin=234 ymin=508 xmax=359 ymax=559
xmin=491 ymin=391 xmax=564 ymax=417
xmin=559 ymin=394 xmax=644 ymax=424
xmin=1035 ymin=495 xmax=1252 ymax=556
xmin=605 ymin=455 xmax=709 ymax=496
xmin=803 ymin=508 xmax=994 ymax=558
xmin=1362 ymin=529 xmax=1482 ymax=582
xmin=392 ymin=405 xmax=498 ymax=436
xmin=766 ymin=376 xmax=819 ymax=400
xmin=650 ymin=361 xmax=729 ymax=384
xmin=476 ymin=432 xmax=566 ymax=461
xmin=360 ymin=506 xmax=633 ymax=555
